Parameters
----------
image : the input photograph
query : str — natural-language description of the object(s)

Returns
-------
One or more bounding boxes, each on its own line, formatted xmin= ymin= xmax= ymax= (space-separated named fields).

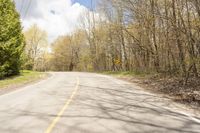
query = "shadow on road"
xmin=0 ymin=76 xmax=200 ymax=133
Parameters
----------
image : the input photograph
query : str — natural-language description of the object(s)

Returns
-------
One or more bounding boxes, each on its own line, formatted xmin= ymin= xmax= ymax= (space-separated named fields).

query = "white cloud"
xmin=14 ymin=0 xmax=91 ymax=43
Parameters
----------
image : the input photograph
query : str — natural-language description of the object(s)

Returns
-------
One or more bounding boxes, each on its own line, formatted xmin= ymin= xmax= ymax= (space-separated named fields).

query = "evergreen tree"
xmin=0 ymin=0 xmax=24 ymax=79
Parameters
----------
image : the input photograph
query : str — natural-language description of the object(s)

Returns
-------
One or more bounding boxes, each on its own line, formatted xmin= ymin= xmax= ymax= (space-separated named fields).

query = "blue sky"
xmin=72 ymin=0 xmax=96 ymax=10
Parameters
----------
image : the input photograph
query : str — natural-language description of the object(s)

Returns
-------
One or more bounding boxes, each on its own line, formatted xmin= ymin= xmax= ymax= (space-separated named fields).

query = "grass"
xmin=0 ymin=70 xmax=46 ymax=89
xmin=101 ymin=70 xmax=154 ymax=78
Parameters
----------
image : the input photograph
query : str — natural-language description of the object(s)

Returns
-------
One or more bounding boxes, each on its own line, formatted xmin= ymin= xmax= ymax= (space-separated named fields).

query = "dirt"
xmin=118 ymin=75 xmax=200 ymax=111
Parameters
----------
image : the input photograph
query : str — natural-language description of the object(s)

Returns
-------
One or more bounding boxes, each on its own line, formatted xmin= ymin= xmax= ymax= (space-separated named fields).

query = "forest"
xmin=40 ymin=0 xmax=199 ymax=82
xmin=1 ymin=0 xmax=200 ymax=83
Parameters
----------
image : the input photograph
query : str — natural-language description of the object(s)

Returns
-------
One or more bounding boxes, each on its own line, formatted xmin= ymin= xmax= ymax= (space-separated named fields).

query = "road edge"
xmin=0 ymin=72 xmax=52 ymax=96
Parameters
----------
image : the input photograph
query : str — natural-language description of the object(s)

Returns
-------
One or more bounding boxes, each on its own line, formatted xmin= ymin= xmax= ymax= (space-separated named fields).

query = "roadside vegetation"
xmin=0 ymin=0 xmax=47 ymax=90
xmin=10 ymin=0 xmax=199 ymax=84
xmin=101 ymin=71 xmax=150 ymax=78
xmin=0 ymin=70 xmax=46 ymax=89
xmin=38 ymin=0 xmax=200 ymax=83
xmin=0 ymin=0 xmax=24 ymax=79
xmin=104 ymin=71 xmax=200 ymax=107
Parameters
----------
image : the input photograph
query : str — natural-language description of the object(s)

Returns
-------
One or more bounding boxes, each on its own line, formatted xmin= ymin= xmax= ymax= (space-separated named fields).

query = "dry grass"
xmin=0 ymin=70 xmax=46 ymax=89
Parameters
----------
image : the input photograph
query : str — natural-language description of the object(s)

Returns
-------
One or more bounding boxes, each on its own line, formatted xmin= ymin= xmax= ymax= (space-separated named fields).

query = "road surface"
xmin=0 ymin=72 xmax=199 ymax=133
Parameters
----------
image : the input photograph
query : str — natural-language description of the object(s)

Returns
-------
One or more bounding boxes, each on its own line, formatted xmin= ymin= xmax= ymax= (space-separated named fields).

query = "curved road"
xmin=0 ymin=72 xmax=199 ymax=133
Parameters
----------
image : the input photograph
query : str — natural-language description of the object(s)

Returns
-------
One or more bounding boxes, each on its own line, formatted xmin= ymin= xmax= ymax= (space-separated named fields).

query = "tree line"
xmin=44 ymin=0 xmax=199 ymax=81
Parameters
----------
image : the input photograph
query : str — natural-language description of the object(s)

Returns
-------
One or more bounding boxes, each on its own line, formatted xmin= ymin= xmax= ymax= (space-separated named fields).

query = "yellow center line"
xmin=45 ymin=77 xmax=80 ymax=133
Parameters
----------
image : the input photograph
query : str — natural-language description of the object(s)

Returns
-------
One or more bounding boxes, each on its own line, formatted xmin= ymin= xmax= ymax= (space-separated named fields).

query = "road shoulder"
xmin=0 ymin=71 xmax=51 ymax=96
xmin=100 ymin=72 xmax=200 ymax=115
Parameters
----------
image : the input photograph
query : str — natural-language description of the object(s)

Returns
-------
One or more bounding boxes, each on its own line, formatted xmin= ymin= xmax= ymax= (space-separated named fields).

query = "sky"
xmin=72 ymin=0 xmax=96 ymax=10
xmin=14 ymin=0 xmax=97 ymax=43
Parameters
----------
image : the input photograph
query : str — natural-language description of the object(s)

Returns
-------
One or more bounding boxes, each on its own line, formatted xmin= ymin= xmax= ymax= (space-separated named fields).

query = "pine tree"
xmin=0 ymin=0 xmax=24 ymax=79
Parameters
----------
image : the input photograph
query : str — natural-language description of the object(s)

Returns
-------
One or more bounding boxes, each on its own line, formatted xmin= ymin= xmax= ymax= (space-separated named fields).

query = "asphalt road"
xmin=0 ymin=72 xmax=200 ymax=133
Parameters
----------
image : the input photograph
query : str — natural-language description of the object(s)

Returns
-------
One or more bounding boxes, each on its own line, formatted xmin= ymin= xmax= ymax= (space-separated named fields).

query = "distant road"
xmin=0 ymin=72 xmax=199 ymax=133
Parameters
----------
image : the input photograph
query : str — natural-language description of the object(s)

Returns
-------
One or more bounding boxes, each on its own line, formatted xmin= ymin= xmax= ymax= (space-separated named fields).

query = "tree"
xmin=23 ymin=24 xmax=48 ymax=71
xmin=0 ymin=0 xmax=24 ymax=79
xmin=78 ymin=0 xmax=199 ymax=80
xmin=49 ymin=30 xmax=85 ymax=71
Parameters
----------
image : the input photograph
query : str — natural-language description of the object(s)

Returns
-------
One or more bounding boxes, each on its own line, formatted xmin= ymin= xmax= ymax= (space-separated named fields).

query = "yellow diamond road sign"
xmin=115 ymin=59 xmax=121 ymax=65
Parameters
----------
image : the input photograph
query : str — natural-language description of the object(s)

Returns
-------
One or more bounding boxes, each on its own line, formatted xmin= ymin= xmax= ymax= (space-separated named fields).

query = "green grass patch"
xmin=0 ymin=70 xmax=46 ymax=89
